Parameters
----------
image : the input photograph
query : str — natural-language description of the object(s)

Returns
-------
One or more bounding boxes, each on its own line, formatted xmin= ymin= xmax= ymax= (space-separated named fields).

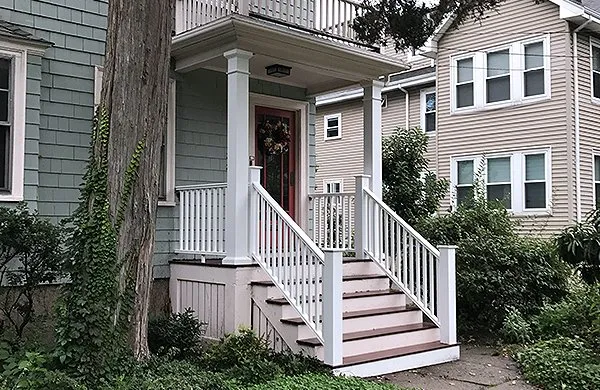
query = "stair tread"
xmin=342 ymin=258 xmax=372 ymax=263
xmin=252 ymin=273 xmax=386 ymax=288
xmin=280 ymin=305 xmax=419 ymax=325
xmin=265 ymin=289 xmax=403 ymax=305
xmin=297 ymin=322 xmax=438 ymax=347
xmin=341 ymin=341 xmax=457 ymax=366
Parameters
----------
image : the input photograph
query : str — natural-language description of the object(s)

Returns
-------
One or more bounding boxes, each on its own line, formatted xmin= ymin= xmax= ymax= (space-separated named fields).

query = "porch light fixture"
xmin=266 ymin=64 xmax=291 ymax=78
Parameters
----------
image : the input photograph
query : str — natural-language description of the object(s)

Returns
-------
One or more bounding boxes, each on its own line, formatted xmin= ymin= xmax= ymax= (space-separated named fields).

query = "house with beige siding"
xmin=316 ymin=0 xmax=600 ymax=235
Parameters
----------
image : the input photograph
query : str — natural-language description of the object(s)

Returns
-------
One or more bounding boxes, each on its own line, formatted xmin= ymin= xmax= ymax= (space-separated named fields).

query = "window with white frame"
xmin=324 ymin=113 xmax=341 ymax=140
xmin=455 ymin=57 xmax=474 ymax=108
xmin=455 ymin=159 xmax=475 ymax=206
xmin=452 ymin=36 xmax=550 ymax=111
xmin=487 ymin=156 xmax=511 ymax=208
xmin=324 ymin=179 xmax=342 ymax=193
xmin=486 ymin=49 xmax=511 ymax=103
xmin=451 ymin=149 xmax=551 ymax=213
xmin=593 ymin=43 xmax=600 ymax=100
xmin=0 ymin=47 xmax=27 ymax=201
xmin=94 ymin=69 xmax=176 ymax=204
xmin=421 ymin=88 xmax=436 ymax=133
xmin=595 ymin=155 xmax=600 ymax=207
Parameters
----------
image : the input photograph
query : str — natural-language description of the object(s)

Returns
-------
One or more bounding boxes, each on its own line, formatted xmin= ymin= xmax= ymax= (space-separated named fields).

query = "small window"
xmin=324 ymin=114 xmax=341 ymax=140
xmin=0 ymin=58 xmax=11 ymax=192
xmin=421 ymin=89 xmax=436 ymax=133
xmin=524 ymin=153 xmax=546 ymax=209
xmin=456 ymin=58 xmax=474 ymax=108
xmin=487 ymin=157 xmax=511 ymax=208
xmin=593 ymin=45 xmax=600 ymax=100
xmin=324 ymin=180 xmax=342 ymax=193
xmin=486 ymin=49 xmax=510 ymax=103
xmin=595 ymin=155 xmax=600 ymax=207
xmin=524 ymin=42 xmax=545 ymax=97
xmin=456 ymin=160 xmax=474 ymax=205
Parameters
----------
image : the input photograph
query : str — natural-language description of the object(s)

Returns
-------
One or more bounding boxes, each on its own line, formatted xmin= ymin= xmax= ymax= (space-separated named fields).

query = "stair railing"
xmin=354 ymin=175 xmax=457 ymax=345
xmin=248 ymin=167 xmax=343 ymax=364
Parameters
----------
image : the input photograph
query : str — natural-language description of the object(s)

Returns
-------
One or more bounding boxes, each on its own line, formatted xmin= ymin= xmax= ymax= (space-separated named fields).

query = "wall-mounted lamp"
xmin=265 ymin=64 xmax=292 ymax=78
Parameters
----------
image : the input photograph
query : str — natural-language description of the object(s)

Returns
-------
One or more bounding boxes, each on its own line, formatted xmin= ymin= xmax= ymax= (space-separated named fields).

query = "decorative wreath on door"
xmin=257 ymin=120 xmax=291 ymax=155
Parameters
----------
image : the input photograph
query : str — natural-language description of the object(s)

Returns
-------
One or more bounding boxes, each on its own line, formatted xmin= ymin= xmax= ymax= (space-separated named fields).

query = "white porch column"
xmin=361 ymin=80 xmax=384 ymax=197
xmin=437 ymin=245 xmax=457 ymax=345
xmin=223 ymin=49 xmax=254 ymax=265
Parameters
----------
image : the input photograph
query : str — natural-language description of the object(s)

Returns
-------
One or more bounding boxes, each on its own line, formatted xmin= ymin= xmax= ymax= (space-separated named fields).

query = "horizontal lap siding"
xmin=436 ymin=0 xmax=572 ymax=235
xmin=576 ymin=32 xmax=600 ymax=219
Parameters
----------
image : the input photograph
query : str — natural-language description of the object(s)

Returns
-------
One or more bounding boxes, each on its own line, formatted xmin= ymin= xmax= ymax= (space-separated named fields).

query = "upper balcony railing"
xmin=175 ymin=0 xmax=365 ymax=43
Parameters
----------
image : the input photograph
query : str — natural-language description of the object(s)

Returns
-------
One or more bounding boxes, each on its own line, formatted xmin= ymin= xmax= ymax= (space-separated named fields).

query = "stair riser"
xmin=344 ymin=293 xmax=406 ymax=312
xmin=343 ymin=261 xmax=385 ymax=276
xmin=343 ymin=310 xmax=423 ymax=333
xmin=343 ymin=328 xmax=441 ymax=357
xmin=343 ymin=278 xmax=389 ymax=294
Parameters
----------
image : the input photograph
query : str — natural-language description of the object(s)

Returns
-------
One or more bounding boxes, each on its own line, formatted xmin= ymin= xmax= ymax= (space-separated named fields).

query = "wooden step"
xmin=296 ymin=322 xmax=437 ymax=347
xmin=264 ymin=289 xmax=404 ymax=306
xmin=280 ymin=305 xmax=419 ymax=326
xmin=341 ymin=341 xmax=458 ymax=366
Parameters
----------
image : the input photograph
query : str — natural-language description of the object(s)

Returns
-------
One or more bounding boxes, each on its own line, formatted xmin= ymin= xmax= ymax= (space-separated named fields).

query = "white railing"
xmin=177 ymin=183 xmax=227 ymax=256
xmin=175 ymin=0 xmax=364 ymax=42
xmin=310 ymin=193 xmax=355 ymax=250
xmin=249 ymin=180 xmax=325 ymax=341
xmin=175 ymin=0 xmax=239 ymax=33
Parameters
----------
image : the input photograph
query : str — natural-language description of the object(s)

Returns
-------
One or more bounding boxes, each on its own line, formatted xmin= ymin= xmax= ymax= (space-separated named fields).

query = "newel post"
xmin=322 ymin=250 xmax=343 ymax=366
xmin=248 ymin=166 xmax=262 ymax=256
xmin=437 ymin=245 xmax=457 ymax=345
xmin=354 ymin=175 xmax=370 ymax=259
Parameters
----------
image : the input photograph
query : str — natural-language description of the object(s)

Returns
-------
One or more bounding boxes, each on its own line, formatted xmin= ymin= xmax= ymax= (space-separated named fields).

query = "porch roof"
xmin=171 ymin=14 xmax=408 ymax=95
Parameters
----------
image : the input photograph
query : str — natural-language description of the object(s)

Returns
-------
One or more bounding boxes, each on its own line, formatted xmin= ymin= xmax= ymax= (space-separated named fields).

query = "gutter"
xmin=573 ymin=17 xmax=592 ymax=222
xmin=399 ymin=87 xmax=409 ymax=129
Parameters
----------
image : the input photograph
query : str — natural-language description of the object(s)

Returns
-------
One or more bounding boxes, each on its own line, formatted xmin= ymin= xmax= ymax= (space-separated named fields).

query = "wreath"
xmin=257 ymin=120 xmax=291 ymax=155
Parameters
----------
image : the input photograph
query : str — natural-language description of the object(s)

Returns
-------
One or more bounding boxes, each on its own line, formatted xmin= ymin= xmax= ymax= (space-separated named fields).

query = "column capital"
xmin=223 ymin=48 xmax=254 ymax=60
xmin=360 ymin=79 xmax=385 ymax=89
xmin=224 ymin=49 xmax=254 ymax=75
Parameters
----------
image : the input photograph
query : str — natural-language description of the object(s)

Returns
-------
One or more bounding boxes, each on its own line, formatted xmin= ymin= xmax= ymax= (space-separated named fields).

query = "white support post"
xmin=362 ymin=80 xmax=384 ymax=198
xmin=354 ymin=175 xmax=370 ymax=259
xmin=437 ymin=245 xmax=457 ymax=345
xmin=248 ymin=166 xmax=262 ymax=256
xmin=322 ymin=249 xmax=344 ymax=366
xmin=223 ymin=49 xmax=254 ymax=265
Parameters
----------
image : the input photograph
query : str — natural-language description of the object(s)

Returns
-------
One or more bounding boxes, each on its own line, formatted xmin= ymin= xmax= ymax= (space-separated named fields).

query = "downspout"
xmin=399 ymin=87 xmax=409 ymax=129
xmin=573 ymin=18 xmax=592 ymax=222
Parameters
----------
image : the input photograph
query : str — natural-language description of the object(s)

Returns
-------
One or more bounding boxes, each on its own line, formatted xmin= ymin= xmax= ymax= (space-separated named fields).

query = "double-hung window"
xmin=452 ymin=149 xmax=551 ymax=213
xmin=0 ymin=58 xmax=11 ymax=192
xmin=595 ymin=155 xmax=600 ymax=207
xmin=456 ymin=160 xmax=475 ymax=206
xmin=324 ymin=113 xmax=341 ymax=140
xmin=524 ymin=42 xmax=545 ymax=97
xmin=324 ymin=179 xmax=342 ymax=193
xmin=456 ymin=57 xmax=474 ymax=108
xmin=487 ymin=157 xmax=511 ymax=208
xmin=421 ymin=88 xmax=436 ymax=133
xmin=593 ymin=43 xmax=600 ymax=100
xmin=486 ymin=49 xmax=511 ymax=103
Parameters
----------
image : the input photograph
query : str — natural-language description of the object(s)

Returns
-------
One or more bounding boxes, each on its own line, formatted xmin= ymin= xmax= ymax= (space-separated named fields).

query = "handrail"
xmin=250 ymin=181 xmax=325 ymax=343
xmin=176 ymin=183 xmax=227 ymax=191
xmin=361 ymin=186 xmax=440 ymax=326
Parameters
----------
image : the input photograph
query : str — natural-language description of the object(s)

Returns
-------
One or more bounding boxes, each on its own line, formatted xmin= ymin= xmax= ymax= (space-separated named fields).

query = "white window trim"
xmin=451 ymin=35 xmax=551 ymax=113
xmin=94 ymin=68 xmax=177 ymax=206
xmin=323 ymin=113 xmax=342 ymax=140
xmin=420 ymin=87 xmax=436 ymax=135
xmin=450 ymin=148 xmax=552 ymax=215
xmin=0 ymin=46 xmax=27 ymax=202
xmin=591 ymin=36 xmax=600 ymax=105
xmin=323 ymin=179 xmax=343 ymax=193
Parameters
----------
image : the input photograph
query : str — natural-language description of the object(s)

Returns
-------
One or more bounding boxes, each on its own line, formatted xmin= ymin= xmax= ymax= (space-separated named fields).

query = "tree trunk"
xmin=100 ymin=0 xmax=174 ymax=359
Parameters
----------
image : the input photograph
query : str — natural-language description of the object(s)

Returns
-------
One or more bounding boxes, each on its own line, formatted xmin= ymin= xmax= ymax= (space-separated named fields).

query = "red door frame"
xmin=255 ymin=106 xmax=297 ymax=220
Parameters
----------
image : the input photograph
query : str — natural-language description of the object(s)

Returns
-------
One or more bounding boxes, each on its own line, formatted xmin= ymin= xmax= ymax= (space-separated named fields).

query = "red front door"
xmin=255 ymin=106 xmax=296 ymax=220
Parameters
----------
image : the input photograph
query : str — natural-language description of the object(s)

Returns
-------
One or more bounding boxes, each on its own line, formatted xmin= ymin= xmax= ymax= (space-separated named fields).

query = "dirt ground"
xmin=373 ymin=345 xmax=537 ymax=390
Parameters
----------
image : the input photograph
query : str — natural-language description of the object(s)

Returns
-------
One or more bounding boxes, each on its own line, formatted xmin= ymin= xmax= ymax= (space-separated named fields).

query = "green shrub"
xmin=383 ymin=127 xmax=448 ymax=226
xmin=247 ymin=373 xmax=402 ymax=390
xmin=500 ymin=308 xmax=533 ymax=345
xmin=516 ymin=337 xmax=600 ymax=390
xmin=148 ymin=308 xmax=206 ymax=358
xmin=532 ymin=283 xmax=600 ymax=350
xmin=420 ymin=197 xmax=570 ymax=336
xmin=557 ymin=209 xmax=600 ymax=284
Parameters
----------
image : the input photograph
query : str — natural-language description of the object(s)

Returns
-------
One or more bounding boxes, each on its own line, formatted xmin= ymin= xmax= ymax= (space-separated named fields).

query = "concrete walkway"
xmin=373 ymin=345 xmax=537 ymax=389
